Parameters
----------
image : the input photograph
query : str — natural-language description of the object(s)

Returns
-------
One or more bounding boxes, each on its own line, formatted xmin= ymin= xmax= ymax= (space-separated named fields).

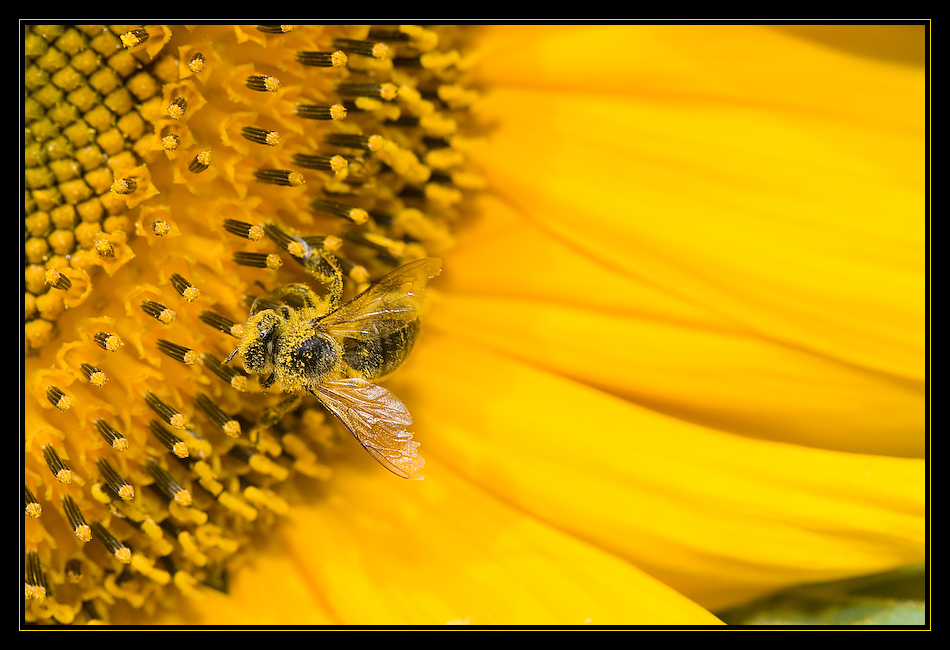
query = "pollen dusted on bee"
xmin=255 ymin=305 xmax=331 ymax=394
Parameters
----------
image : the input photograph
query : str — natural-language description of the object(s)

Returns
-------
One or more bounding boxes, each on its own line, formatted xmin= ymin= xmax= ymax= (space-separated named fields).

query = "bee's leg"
xmin=249 ymin=394 xmax=300 ymax=445
xmin=263 ymin=221 xmax=344 ymax=312
xmin=268 ymin=282 xmax=323 ymax=308
xmin=304 ymin=249 xmax=344 ymax=312
xmin=259 ymin=372 xmax=277 ymax=389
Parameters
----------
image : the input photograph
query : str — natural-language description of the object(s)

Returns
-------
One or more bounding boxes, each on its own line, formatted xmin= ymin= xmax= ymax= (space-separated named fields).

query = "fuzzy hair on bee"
xmin=225 ymin=222 xmax=440 ymax=480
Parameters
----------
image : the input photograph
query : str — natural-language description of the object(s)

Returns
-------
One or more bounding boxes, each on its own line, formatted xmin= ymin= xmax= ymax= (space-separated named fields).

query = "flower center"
xmin=23 ymin=23 xmax=481 ymax=625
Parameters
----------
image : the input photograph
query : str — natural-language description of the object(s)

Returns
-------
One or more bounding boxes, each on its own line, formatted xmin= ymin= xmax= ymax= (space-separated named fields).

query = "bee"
xmin=225 ymin=222 xmax=440 ymax=480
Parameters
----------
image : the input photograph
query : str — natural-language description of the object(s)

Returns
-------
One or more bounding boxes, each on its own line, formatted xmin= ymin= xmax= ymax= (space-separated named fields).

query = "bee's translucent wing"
xmin=315 ymin=257 xmax=441 ymax=341
xmin=311 ymin=377 xmax=425 ymax=480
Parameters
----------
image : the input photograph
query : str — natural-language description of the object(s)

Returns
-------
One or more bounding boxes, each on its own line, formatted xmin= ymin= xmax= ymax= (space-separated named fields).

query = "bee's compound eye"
xmin=255 ymin=311 xmax=281 ymax=337
xmin=287 ymin=334 xmax=336 ymax=380
xmin=241 ymin=311 xmax=280 ymax=373
xmin=241 ymin=340 xmax=270 ymax=373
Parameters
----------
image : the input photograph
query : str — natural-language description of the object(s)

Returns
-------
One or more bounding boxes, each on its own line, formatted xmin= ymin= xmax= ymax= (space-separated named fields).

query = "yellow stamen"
xmin=187 ymin=52 xmax=205 ymax=73
xmin=120 ymin=28 xmax=149 ymax=49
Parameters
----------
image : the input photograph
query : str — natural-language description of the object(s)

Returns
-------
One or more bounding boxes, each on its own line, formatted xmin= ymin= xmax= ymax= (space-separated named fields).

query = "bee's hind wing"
xmin=310 ymin=376 xmax=425 ymax=480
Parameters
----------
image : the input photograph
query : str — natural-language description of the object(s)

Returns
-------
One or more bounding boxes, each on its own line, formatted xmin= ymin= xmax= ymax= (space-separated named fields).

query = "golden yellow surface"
xmin=23 ymin=23 xmax=925 ymax=626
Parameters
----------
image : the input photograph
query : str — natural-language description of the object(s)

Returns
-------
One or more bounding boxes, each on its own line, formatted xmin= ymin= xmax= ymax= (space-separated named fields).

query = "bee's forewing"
xmin=314 ymin=257 xmax=441 ymax=340
xmin=310 ymin=376 xmax=425 ymax=480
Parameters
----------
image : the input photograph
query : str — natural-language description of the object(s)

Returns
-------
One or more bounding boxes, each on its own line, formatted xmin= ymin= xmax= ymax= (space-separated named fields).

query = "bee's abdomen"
xmin=342 ymin=318 xmax=420 ymax=381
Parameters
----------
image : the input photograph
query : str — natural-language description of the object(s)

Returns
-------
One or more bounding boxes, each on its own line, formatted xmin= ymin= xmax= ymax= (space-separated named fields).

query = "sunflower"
xmin=22 ymin=23 xmax=925 ymax=626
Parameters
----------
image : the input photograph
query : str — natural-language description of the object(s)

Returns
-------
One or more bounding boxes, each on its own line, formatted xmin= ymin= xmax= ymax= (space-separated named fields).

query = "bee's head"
xmin=231 ymin=309 xmax=282 ymax=375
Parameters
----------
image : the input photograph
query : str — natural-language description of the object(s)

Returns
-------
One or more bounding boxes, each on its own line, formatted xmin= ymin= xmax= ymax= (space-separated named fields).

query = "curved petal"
xmin=438 ymin=194 xmax=924 ymax=458
xmin=132 ymin=454 xmax=722 ymax=625
xmin=388 ymin=333 xmax=925 ymax=612
xmin=284 ymin=457 xmax=721 ymax=625
xmin=468 ymin=24 xmax=925 ymax=385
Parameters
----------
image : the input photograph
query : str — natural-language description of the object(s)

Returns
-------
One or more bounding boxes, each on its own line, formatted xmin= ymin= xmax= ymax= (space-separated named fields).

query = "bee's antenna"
xmin=247 ymin=294 xmax=271 ymax=316
xmin=223 ymin=346 xmax=240 ymax=365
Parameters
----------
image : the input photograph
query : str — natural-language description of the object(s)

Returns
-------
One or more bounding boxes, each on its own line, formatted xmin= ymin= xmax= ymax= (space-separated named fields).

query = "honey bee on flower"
xmin=225 ymin=221 xmax=440 ymax=479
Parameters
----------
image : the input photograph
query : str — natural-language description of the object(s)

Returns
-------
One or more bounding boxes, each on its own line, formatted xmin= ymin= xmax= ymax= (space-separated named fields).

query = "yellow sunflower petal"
xmin=437 ymin=194 xmax=924 ymax=458
xmin=287 ymin=457 xmax=722 ymax=625
xmin=120 ymin=455 xmax=722 ymax=625
xmin=389 ymin=333 xmax=925 ymax=612
xmin=468 ymin=24 xmax=925 ymax=385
